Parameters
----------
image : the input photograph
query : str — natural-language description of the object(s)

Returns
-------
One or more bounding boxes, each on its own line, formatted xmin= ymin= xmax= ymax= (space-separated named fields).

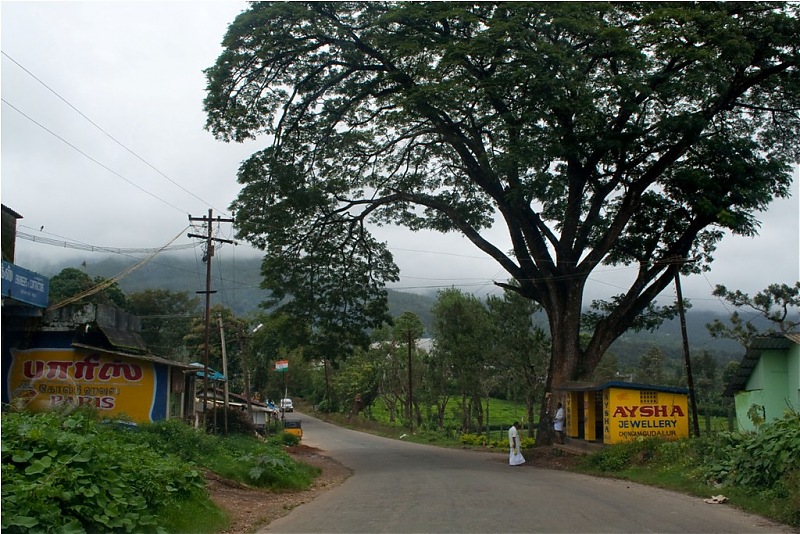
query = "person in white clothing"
xmin=508 ymin=421 xmax=526 ymax=466
xmin=554 ymin=402 xmax=565 ymax=444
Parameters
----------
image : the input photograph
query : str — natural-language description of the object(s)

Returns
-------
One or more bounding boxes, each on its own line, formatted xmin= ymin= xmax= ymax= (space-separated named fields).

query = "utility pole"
xmin=245 ymin=323 xmax=263 ymax=423
xmin=407 ymin=329 xmax=413 ymax=431
xmin=674 ymin=268 xmax=701 ymax=437
xmin=218 ymin=315 xmax=229 ymax=435
xmin=656 ymin=255 xmax=700 ymax=437
xmin=188 ymin=209 xmax=234 ymax=431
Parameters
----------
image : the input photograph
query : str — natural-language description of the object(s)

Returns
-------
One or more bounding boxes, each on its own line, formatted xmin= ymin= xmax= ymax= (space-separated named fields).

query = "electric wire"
xmin=2 ymin=98 xmax=187 ymax=214
xmin=48 ymin=227 xmax=190 ymax=311
xmin=1 ymin=51 xmax=228 ymax=216
xmin=17 ymin=229 xmax=195 ymax=254
xmin=18 ymin=225 xmax=264 ymax=295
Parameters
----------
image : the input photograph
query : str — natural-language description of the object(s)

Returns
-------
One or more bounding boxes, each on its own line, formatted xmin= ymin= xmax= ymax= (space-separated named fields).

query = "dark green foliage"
xmin=578 ymin=411 xmax=800 ymax=526
xmin=579 ymin=437 xmax=667 ymax=472
xmin=2 ymin=412 xmax=320 ymax=533
xmin=128 ymin=418 xmax=221 ymax=463
xmin=129 ymin=421 xmax=313 ymax=489
xmin=127 ymin=288 xmax=200 ymax=360
xmin=48 ymin=267 xmax=129 ymax=310
xmin=203 ymin=406 xmax=258 ymax=436
xmin=205 ymin=1 xmax=800 ymax=400
xmin=699 ymin=411 xmax=800 ymax=490
xmin=277 ymin=431 xmax=301 ymax=447
xmin=1 ymin=410 xmax=204 ymax=533
xmin=707 ymin=282 xmax=800 ymax=347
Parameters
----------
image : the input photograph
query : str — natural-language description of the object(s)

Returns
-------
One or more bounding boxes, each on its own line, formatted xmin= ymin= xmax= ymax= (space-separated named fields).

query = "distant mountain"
xmin=43 ymin=255 xmax=747 ymax=363
xmin=607 ymin=309 xmax=747 ymax=367
xmin=43 ymin=255 xmax=438 ymax=323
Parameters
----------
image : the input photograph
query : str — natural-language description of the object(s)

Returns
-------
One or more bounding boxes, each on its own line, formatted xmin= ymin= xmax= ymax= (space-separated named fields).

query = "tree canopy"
xmin=205 ymin=2 xmax=799 ymax=433
xmin=48 ymin=267 xmax=129 ymax=310
xmin=707 ymin=282 xmax=800 ymax=347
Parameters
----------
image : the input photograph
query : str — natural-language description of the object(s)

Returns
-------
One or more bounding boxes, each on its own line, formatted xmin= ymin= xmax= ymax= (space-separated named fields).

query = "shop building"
xmin=556 ymin=381 xmax=690 ymax=445
xmin=3 ymin=303 xmax=196 ymax=423
xmin=2 ymin=204 xmax=195 ymax=423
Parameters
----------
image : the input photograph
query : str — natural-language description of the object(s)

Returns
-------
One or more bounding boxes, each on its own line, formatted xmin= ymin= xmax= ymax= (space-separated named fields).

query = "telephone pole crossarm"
xmin=187 ymin=209 xmax=235 ymax=432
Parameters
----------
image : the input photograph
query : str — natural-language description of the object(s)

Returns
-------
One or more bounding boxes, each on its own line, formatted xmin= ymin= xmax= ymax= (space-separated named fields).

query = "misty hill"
xmin=44 ymin=255 xmax=747 ymax=365
xmin=43 ymin=255 xmax=435 ymax=327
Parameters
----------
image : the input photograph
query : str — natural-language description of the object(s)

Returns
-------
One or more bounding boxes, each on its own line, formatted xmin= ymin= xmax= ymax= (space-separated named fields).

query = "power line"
xmin=17 ymin=230 xmax=196 ymax=254
xmin=17 ymin=224 xmax=265 ymax=293
xmin=1 ymin=51 xmax=228 ymax=216
xmin=48 ymin=227 xmax=190 ymax=311
xmin=2 ymin=98 xmax=188 ymax=214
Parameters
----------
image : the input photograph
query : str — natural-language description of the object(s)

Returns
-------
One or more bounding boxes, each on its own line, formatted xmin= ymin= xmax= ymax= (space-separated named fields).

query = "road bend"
xmin=262 ymin=412 xmax=792 ymax=533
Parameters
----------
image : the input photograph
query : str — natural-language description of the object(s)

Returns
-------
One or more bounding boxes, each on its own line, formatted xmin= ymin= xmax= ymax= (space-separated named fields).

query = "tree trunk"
xmin=436 ymin=397 xmax=447 ymax=429
xmin=535 ymin=284 xmax=585 ymax=445
xmin=413 ymin=398 xmax=423 ymax=427
xmin=460 ymin=393 xmax=469 ymax=433
xmin=323 ymin=358 xmax=332 ymax=411
xmin=473 ymin=393 xmax=484 ymax=435
xmin=526 ymin=394 xmax=536 ymax=439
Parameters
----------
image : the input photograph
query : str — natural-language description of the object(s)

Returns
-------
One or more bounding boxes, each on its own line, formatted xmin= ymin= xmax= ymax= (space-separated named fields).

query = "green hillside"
xmin=43 ymin=255 xmax=437 ymax=322
xmin=43 ymin=255 xmax=746 ymax=366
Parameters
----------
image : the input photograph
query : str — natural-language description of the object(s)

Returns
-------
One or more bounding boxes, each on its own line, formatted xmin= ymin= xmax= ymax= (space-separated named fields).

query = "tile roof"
xmin=724 ymin=333 xmax=798 ymax=396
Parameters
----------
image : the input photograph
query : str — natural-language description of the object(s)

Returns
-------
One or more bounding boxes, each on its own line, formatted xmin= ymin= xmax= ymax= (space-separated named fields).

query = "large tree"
xmin=48 ymin=267 xmax=129 ymax=310
xmin=205 ymin=3 xmax=799 ymax=437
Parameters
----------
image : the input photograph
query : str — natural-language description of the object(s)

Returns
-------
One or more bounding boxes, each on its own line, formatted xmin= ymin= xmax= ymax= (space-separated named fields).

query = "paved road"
xmin=263 ymin=412 xmax=793 ymax=533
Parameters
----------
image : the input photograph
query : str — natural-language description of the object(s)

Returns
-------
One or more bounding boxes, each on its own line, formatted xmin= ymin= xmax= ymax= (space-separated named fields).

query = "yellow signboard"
xmin=603 ymin=387 xmax=689 ymax=444
xmin=8 ymin=348 xmax=159 ymax=422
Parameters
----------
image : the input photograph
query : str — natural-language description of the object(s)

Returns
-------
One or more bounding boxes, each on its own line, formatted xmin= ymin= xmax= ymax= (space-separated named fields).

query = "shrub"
xmin=277 ymin=431 xmax=301 ymax=447
xmin=459 ymin=433 xmax=483 ymax=446
xmin=699 ymin=410 xmax=800 ymax=490
xmin=2 ymin=410 xmax=204 ymax=533
xmin=131 ymin=419 xmax=222 ymax=463
xmin=578 ymin=437 xmax=668 ymax=473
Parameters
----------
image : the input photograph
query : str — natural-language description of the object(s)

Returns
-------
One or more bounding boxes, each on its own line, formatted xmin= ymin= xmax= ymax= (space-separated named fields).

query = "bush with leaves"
xmin=576 ymin=411 xmax=800 ymax=526
xmin=130 ymin=418 xmax=223 ymax=464
xmin=699 ymin=410 xmax=800 ymax=490
xmin=578 ymin=436 xmax=686 ymax=473
xmin=1 ymin=409 xmax=204 ymax=533
xmin=127 ymin=420 xmax=313 ymax=489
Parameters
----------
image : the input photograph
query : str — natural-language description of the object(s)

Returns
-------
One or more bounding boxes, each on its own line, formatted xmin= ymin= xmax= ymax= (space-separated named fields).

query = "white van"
xmin=280 ymin=398 xmax=294 ymax=412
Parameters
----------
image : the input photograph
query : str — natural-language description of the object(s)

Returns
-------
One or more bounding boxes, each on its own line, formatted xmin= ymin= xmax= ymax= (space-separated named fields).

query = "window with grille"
xmin=640 ymin=390 xmax=658 ymax=404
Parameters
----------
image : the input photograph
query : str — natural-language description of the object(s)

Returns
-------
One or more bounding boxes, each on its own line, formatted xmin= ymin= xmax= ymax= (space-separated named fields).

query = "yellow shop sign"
xmin=8 ymin=348 xmax=159 ymax=422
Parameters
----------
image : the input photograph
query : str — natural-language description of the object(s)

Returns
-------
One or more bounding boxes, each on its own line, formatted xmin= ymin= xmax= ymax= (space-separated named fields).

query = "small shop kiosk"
xmin=555 ymin=381 xmax=690 ymax=445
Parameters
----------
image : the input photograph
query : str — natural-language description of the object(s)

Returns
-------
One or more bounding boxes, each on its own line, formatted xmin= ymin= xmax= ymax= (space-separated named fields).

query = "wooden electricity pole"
xmin=218 ymin=315 xmax=229 ymax=435
xmin=188 ymin=209 xmax=234 ymax=431
xmin=674 ymin=269 xmax=701 ymax=437
xmin=407 ymin=329 xmax=413 ymax=431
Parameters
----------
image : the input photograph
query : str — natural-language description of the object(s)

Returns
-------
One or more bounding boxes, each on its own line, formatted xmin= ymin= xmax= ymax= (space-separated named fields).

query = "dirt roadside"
xmin=206 ymin=444 xmax=577 ymax=534
xmin=206 ymin=444 xmax=352 ymax=534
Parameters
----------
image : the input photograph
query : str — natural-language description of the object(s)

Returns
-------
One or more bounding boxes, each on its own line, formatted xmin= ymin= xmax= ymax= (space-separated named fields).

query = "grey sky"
xmin=2 ymin=1 xmax=798 ymax=313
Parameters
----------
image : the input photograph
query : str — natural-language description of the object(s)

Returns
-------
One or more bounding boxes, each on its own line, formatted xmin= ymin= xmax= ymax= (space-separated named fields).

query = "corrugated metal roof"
xmin=72 ymin=343 xmax=193 ymax=369
xmin=749 ymin=335 xmax=793 ymax=351
xmin=97 ymin=325 xmax=148 ymax=353
xmin=556 ymin=380 xmax=688 ymax=395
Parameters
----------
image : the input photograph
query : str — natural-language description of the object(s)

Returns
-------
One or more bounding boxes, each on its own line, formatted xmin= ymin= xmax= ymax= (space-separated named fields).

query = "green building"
xmin=725 ymin=333 xmax=800 ymax=432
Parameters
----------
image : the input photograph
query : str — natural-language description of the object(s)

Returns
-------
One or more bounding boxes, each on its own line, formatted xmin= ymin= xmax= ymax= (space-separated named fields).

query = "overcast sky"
xmin=2 ymin=2 xmax=798 ymax=315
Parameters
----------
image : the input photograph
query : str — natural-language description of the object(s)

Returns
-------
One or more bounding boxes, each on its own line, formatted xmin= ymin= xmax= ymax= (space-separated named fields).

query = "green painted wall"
xmin=789 ymin=344 xmax=800 ymax=412
xmin=735 ymin=343 xmax=800 ymax=432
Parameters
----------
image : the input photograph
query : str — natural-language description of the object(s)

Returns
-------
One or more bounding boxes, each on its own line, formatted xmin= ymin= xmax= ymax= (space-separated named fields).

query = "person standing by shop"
xmin=508 ymin=421 xmax=526 ymax=466
xmin=554 ymin=402 xmax=565 ymax=444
